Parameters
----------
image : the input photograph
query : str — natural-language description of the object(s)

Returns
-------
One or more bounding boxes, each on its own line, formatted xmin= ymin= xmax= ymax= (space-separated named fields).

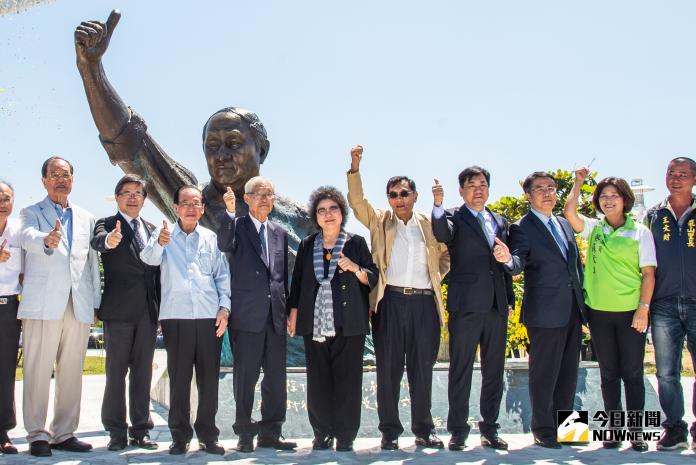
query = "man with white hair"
xmin=218 ymin=176 xmax=295 ymax=453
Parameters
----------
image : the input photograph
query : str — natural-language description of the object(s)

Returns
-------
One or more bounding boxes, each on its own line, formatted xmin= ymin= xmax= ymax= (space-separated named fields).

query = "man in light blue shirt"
xmin=141 ymin=185 xmax=230 ymax=456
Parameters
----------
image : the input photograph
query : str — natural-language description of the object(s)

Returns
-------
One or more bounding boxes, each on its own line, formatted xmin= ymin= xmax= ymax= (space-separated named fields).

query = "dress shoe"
xmin=256 ymin=436 xmax=297 ymax=450
xmin=415 ymin=433 xmax=444 ymax=449
xmin=336 ymin=440 xmax=353 ymax=451
xmin=107 ymin=436 xmax=128 ymax=451
xmin=631 ymin=440 xmax=649 ymax=452
xmin=199 ymin=441 xmax=225 ymax=455
xmin=481 ymin=432 xmax=508 ymax=450
xmin=236 ymin=435 xmax=254 ymax=453
xmin=448 ymin=433 xmax=467 ymax=451
xmin=130 ymin=435 xmax=158 ymax=450
xmin=0 ymin=436 xmax=17 ymax=455
xmin=168 ymin=441 xmax=189 ymax=455
xmin=380 ymin=437 xmax=399 ymax=450
xmin=51 ymin=437 xmax=93 ymax=452
xmin=534 ymin=436 xmax=562 ymax=449
xmin=602 ymin=440 xmax=621 ymax=449
xmin=312 ymin=436 xmax=334 ymax=450
xmin=29 ymin=440 xmax=52 ymax=457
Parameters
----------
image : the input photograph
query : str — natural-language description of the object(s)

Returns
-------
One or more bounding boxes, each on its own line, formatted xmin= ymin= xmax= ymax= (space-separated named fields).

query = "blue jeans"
xmin=651 ymin=297 xmax=696 ymax=433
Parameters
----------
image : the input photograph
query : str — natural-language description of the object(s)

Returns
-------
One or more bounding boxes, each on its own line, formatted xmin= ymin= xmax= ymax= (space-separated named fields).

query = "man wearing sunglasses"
xmin=347 ymin=146 xmax=449 ymax=450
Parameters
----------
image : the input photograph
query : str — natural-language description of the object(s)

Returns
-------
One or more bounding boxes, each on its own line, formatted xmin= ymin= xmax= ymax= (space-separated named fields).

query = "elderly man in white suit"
xmin=19 ymin=156 xmax=101 ymax=457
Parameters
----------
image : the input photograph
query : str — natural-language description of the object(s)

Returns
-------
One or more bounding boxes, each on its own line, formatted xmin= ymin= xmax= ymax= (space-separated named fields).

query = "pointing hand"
xmin=223 ymin=186 xmax=236 ymax=214
xmin=493 ymin=237 xmax=512 ymax=263
xmin=0 ymin=239 xmax=10 ymax=263
xmin=350 ymin=145 xmax=363 ymax=172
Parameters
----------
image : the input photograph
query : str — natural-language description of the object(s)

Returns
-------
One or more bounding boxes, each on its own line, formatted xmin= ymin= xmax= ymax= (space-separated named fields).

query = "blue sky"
xmin=1 ymin=0 xmax=695 ymax=235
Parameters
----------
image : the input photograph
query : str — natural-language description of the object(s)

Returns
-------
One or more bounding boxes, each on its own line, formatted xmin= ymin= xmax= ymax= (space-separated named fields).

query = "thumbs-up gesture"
xmin=106 ymin=220 xmax=123 ymax=248
xmin=432 ymin=178 xmax=444 ymax=207
xmin=337 ymin=251 xmax=359 ymax=273
xmin=350 ymin=145 xmax=363 ymax=173
xmin=223 ymin=186 xmax=236 ymax=214
xmin=158 ymin=220 xmax=171 ymax=246
xmin=75 ymin=9 xmax=121 ymax=66
xmin=493 ymin=237 xmax=512 ymax=263
xmin=44 ymin=219 xmax=62 ymax=249
xmin=0 ymin=239 xmax=10 ymax=263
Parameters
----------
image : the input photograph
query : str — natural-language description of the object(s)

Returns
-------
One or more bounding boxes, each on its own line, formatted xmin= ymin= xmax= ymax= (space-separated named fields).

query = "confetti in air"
xmin=0 ymin=0 xmax=55 ymax=16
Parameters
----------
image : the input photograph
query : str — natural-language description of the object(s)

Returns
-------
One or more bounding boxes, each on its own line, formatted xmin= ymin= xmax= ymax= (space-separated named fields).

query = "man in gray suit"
xmin=19 ymin=156 xmax=101 ymax=457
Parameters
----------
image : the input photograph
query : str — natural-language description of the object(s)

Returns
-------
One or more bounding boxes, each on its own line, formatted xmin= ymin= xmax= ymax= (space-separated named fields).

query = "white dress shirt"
xmin=140 ymin=222 xmax=231 ymax=319
xmin=385 ymin=213 xmax=432 ymax=289
xmin=0 ymin=218 xmax=23 ymax=295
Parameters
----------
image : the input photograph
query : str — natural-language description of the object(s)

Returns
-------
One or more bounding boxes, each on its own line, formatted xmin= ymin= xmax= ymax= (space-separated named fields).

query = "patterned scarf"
xmin=312 ymin=229 xmax=347 ymax=342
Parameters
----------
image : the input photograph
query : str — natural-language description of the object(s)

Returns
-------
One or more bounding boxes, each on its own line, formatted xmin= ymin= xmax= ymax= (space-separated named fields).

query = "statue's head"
xmin=202 ymin=107 xmax=270 ymax=193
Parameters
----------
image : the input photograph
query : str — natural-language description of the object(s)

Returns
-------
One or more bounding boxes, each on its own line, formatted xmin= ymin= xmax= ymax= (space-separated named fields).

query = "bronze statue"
xmin=74 ymin=10 xmax=313 ymax=252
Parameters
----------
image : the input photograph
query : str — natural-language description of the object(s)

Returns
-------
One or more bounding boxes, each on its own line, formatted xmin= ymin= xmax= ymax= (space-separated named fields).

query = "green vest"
xmin=584 ymin=216 xmax=642 ymax=311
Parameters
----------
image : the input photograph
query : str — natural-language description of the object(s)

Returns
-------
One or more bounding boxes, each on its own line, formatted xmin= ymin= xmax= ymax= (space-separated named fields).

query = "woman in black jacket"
xmin=288 ymin=186 xmax=377 ymax=452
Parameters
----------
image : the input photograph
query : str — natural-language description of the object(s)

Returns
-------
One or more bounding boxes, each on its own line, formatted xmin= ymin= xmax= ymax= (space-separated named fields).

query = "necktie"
xmin=259 ymin=223 xmax=269 ymax=265
xmin=548 ymin=218 xmax=568 ymax=259
xmin=477 ymin=211 xmax=494 ymax=249
xmin=131 ymin=218 xmax=145 ymax=252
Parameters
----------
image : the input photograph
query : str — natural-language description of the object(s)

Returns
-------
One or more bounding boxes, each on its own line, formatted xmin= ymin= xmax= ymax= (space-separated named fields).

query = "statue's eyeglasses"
xmin=388 ymin=190 xmax=412 ymax=199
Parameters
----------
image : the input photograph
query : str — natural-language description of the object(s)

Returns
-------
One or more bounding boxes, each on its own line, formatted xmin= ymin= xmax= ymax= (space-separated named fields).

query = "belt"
xmin=386 ymin=285 xmax=433 ymax=296
xmin=0 ymin=295 xmax=18 ymax=305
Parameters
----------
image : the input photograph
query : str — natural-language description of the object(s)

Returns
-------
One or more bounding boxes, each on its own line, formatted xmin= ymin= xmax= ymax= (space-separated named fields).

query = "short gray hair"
xmin=244 ymin=176 xmax=275 ymax=194
xmin=670 ymin=157 xmax=696 ymax=176
xmin=0 ymin=180 xmax=13 ymax=194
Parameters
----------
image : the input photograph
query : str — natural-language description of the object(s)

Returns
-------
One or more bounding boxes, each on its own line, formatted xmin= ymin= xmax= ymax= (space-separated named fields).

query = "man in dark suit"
xmin=496 ymin=171 xmax=587 ymax=449
xmin=91 ymin=174 xmax=159 ymax=451
xmin=217 ymin=176 xmax=296 ymax=453
xmin=431 ymin=167 xmax=514 ymax=451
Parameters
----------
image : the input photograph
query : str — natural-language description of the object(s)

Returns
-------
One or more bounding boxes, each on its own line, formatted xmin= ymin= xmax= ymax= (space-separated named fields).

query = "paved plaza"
xmin=0 ymin=354 xmax=694 ymax=465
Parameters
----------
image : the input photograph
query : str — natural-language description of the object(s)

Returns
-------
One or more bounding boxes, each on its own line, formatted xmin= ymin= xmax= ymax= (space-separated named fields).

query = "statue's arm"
xmin=74 ymin=10 xmax=196 ymax=221
xmin=75 ymin=10 xmax=128 ymax=142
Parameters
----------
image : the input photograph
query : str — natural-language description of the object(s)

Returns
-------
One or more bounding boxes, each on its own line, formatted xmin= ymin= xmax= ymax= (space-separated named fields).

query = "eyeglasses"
xmin=47 ymin=172 xmax=72 ymax=181
xmin=179 ymin=202 xmax=203 ymax=209
xmin=599 ymin=194 xmax=622 ymax=202
xmin=246 ymin=192 xmax=275 ymax=200
xmin=117 ymin=192 xmax=145 ymax=199
xmin=530 ymin=186 xmax=557 ymax=195
xmin=316 ymin=205 xmax=341 ymax=216
xmin=388 ymin=190 xmax=412 ymax=199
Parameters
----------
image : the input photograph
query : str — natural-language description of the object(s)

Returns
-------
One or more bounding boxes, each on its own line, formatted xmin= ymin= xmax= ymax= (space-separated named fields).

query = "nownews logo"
xmin=557 ymin=410 xmax=661 ymax=444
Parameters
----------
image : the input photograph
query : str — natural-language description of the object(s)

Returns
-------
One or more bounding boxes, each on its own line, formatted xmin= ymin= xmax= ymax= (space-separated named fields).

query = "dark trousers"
xmin=447 ymin=309 xmax=507 ymax=437
xmin=527 ymin=307 xmax=581 ymax=439
xmin=373 ymin=291 xmax=440 ymax=439
xmin=0 ymin=296 xmax=20 ymax=436
xmin=304 ymin=330 xmax=365 ymax=443
xmin=161 ymin=318 xmax=222 ymax=443
xmin=102 ymin=313 xmax=157 ymax=439
xmin=230 ymin=319 xmax=287 ymax=439
xmin=588 ymin=308 xmax=646 ymax=420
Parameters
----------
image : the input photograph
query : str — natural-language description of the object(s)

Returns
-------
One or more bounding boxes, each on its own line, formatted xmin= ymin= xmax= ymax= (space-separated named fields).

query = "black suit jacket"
xmin=217 ymin=213 xmax=289 ymax=334
xmin=91 ymin=213 xmax=160 ymax=324
xmin=288 ymin=232 xmax=378 ymax=337
xmin=432 ymin=206 xmax=514 ymax=315
xmin=507 ymin=213 xmax=587 ymax=328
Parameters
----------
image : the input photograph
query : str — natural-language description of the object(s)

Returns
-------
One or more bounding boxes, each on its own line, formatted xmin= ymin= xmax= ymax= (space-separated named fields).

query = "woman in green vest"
xmin=565 ymin=168 xmax=657 ymax=452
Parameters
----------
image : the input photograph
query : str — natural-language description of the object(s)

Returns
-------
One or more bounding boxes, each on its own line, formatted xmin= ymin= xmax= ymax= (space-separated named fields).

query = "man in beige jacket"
xmin=347 ymin=146 xmax=449 ymax=450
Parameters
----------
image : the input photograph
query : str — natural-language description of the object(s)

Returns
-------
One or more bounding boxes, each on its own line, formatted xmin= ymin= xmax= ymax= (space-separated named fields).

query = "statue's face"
xmin=204 ymin=111 xmax=260 ymax=192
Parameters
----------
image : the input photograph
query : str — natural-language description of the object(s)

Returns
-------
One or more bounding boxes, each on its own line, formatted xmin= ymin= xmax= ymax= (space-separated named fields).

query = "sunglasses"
xmin=388 ymin=190 xmax=412 ymax=199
